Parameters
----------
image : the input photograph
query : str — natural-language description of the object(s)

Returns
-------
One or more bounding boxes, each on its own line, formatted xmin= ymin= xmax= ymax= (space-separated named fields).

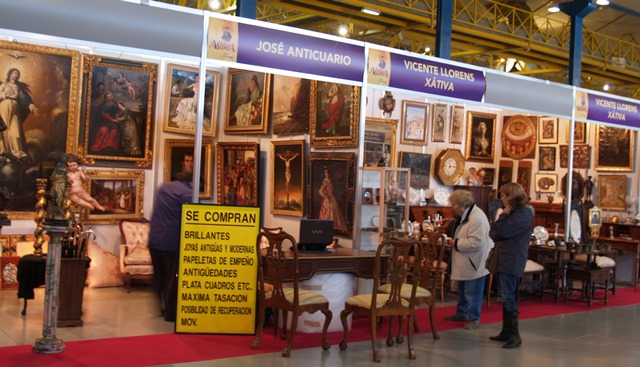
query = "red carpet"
xmin=2 ymin=287 xmax=639 ymax=367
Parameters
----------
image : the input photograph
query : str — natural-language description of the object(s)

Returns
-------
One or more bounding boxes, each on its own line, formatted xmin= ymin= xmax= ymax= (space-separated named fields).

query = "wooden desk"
xmin=596 ymin=236 xmax=640 ymax=290
xmin=294 ymin=248 xmax=380 ymax=281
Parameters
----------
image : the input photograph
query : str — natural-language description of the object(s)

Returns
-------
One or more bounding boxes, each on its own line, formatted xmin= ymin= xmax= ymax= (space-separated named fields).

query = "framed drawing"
xmin=83 ymin=170 xmax=145 ymax=224
xmin=81 ymin=55 xmax=156 ymax=168
xmin=307 ymin=152 xmax=356 ymax=238
xmin=0 ymin=41 xmax=80 ymax=219
xmin=449 ymin=105 xmax=465 ymax=144
xmin=539 ymin=117 xmax=558 ymax=144
xmin=566 ymin=121 xmax=587 ymax=143
xmin=216 ymin=142 xmax=259 ymax=206
xmin=399 ymin=152 xmax=432 ymax=190
xmin=364 ymin=118 xmax=397 ymax=167
xmin=596 ymin=126 xmax=634 ymax=171
xmin=534 ymin=173 xmax=557 ymax=193
xmin=400 ymin=101 xmax=429 ymax=145
xmin=597 ymin=175 xmax=627 ymax=210
xmin=465 ymin=111 xmax=497 ymax=162
xmin=309 ymin=81 xmax=360 ymax=148
xmin=224 ymin=69 xmax=270 ymax=134
xmin=560 ymin=144 xmax=591 ymax=169
xmin=271 ymin=140 xmax=305 ymax=216
xmin=163 ymin=139 xmax=213 ymax=199
xmin=501 ymin=115 xmax=536 ymax=159
xmin=431 ymin=104 xmax=447 ymax=142
xmin=538 ymin=146 xmax=556 ymax=171
xmin=497 ymin=160 xmax=513 ymax=191
xmin=271 ymin=75 xmax=310 ymax=135
xmin=516 ymin=160 xmax=532 ymax=195
xmin=1 ymin=235 xmax=14 ymax=257
xmin=163 ymin=64 xmax=220 ymax=137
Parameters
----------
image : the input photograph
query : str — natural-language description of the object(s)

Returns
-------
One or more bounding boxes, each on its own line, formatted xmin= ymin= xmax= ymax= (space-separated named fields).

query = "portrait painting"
xmin=589 ymin=207 xmax=602 ymax=227
xmin=534 ymin=173 xmax=557 ymax=193
xmin=271 ymin=75 xmax=310 ymax=135
xmin=224 ymin=69 xmax=270 ymax=134
xmin=307 ymin=152 xmax=355 ymax=238
xmin=400 ymin=101 xmax=429 ymax=145
xmin=596 ymin=126 xmax=634 ymax=171
xmin=516 ymin=161 xmax=532 ymax=195
xmin=271 ymin=140 xmax=305 ymax=216
xmin=163 ymin=139 xmax=213 ymax=199
xmin=216 ymin=142 xmax=259 ymax=207
xmin=431 ymin=104 xmax=447 ymax=143
xmin=538 ymin=146 xmax=556 ymax=171
xmin=559 ymin=144 xmax=590 ymax=169
xmin=163 ymin=64 xmax=220 ymax=137
xmin=0 ymin=41 xmax=80 ymax=219
xmin=497 ymin=160 xmax=513 ymax=191
xmin=364 ymin=118 xmax=397 ymax=167
xmin=449 ymin=105 xmax=465 ymax=144
xmin=309 ymin=81 xmax=360 ymax=148
xmin=81 ymin=56 xmax=156 ymax=168
xmin=482 ymin=168 xmax=495 ymax=186
xmin=465 ymin=112 xmax=497 ymax=162
xmin=501 ymin=115 xmax=536 ymax=160
xmin=539 ymin=117 xmax=558 ymax=144
xmin=597 ymin=175 xmax=627 ymax=210
xmin=566 ymin=121 xmax=587 ymax=144
xmin=399 ymin=152 xmax=432 ymax=190
xmin=83 ymin=170 xmax=145 ymax=224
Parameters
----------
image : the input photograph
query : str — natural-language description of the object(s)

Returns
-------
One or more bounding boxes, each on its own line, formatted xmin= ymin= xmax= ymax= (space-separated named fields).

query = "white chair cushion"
xmin=124 ymin=245 xmax=152 ymax=266
xmin=574 ymin=254 xmax=616 ymax=268
xmin=378 ymin=283 xmax=431 ymax=298
xmin=524 ymin=259 xmax=544 ymax=273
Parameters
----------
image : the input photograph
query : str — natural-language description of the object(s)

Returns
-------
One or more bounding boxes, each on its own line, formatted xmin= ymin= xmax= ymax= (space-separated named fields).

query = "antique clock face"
xmin=435 ymin=148 xmax=465 ymax=186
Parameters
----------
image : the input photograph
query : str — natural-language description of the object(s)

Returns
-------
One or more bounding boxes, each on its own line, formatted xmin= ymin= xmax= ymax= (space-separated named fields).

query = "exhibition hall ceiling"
xmin=155 ymin=0 xmax=640 ymax=98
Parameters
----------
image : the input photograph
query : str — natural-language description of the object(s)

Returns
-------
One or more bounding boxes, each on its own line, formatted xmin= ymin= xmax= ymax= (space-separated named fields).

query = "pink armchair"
xmin=119 ymin=219 xmax=153 ymax=292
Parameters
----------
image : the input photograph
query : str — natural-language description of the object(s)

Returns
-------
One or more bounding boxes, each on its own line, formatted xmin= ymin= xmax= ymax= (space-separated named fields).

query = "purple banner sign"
xmin=386 ymin=53 xmax=485 ymax=102
xmin=575 ymin=91 xmax=640 ymax=128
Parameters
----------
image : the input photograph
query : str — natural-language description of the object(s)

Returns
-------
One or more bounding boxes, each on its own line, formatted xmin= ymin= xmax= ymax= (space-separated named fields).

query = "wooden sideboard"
xmin=530 ymin=202 xmax=565 ymax=231
xmin=599 ymin=222 xmax=640 ymax=239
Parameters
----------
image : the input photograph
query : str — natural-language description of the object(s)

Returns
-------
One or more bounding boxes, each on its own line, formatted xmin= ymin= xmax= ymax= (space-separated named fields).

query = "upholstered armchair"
xmin=119 ymin=219 xmax=153 ymax=292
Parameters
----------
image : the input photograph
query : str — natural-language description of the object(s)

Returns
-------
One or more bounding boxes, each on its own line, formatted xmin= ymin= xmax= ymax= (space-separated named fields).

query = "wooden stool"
xmin=565 ymin=266 xmax=611 ymax=307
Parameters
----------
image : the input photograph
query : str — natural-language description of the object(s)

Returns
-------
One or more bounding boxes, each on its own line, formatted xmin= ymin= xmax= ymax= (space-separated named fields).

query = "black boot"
xmin=503 ymin=311 xmax=522 ymax=349
xmin=489 ymin=308 xmax=511 ymax=342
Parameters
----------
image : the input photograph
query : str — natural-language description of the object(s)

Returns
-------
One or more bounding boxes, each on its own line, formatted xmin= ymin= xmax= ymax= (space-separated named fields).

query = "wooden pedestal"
xmin=58 ymin=257 xmax=90 ymax=327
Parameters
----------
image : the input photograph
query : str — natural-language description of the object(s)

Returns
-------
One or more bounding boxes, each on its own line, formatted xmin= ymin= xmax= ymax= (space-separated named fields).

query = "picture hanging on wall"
xmin=516 ymin=160 xmax=532 ymax=196
xmin=163 ymin=139 xmax=213 ymax=200
xmin=566 ymin=121 xmax=587 ymax=144
xmin=482 ymin=168 xmax=495 ymax=186
xmin=216 ymin=142 xmax=260 ymax=207
xmin=465 ymin=111 xmax=497 ymax=162
xmin=597 ymin=174 xmax=627 ymax=210
xmin=0 ymin=41 xmax=80 ymax=219
xmin=271 ymin=75 xmax=310 ymax=135
xmin=80 ymin=55 xmax=156 ymax=168
xmin=534 ymin=173 xmax=557 ymax=193
xmin=539 ymin=117 xmax=558 ymax=144
xmin=399 ymin=152 xmax=432 ymax=190
xmin=559 ymin=144 xmax=590 ymax=169
xmin=224 ymin=69 xmax=271 ymax=134
xmin=309 ymin=81 xmax=360 ymax=148
xmin=307 ymin=152 xmax=356 ymax=238
xmin=363 ymin=118 xmax=397 ymax=167
xmin=497 ymin=160 xmax=513 ymax=191
xmin=501 ymin=115 xmax=537 ymax=160
xmin=400 ymin=101 xmax=429 ymax=146
xmin=271 ymin=140 xmax=305 ymax=217
xmin=449 ymin=105 xmax=465 ymax=144
xmin=595 ymin=126 xmax=634 ymax=171
xmin=163 ymin=64 xmax=220 ymax=137
xmin=83 ymin=170 xmax=145 ymax=224
xmin=431 ymin=104 xmax=447 ymax=143
xmin=538 ymin=146 xmax=556 ymax=171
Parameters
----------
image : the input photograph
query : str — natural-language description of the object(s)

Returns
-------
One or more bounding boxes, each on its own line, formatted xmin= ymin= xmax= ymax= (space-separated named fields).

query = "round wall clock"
xmin=435 ymin=148 xmax=465 ymax=186
xmin=501 ymin=114 xmax=537 ymax=159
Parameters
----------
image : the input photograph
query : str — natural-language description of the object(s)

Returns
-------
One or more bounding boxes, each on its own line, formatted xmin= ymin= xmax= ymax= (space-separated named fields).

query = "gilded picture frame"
xmin=1 ymin=235 xmax=14 ymax=257
xmin=431 ymin=103 xmax=447 ymax=143
xmin=400 ymin=101 xmax=429 ymax=146
xmin=83 ymin=170 xmax=145 ymax=224
xmin=224 ymin=69 xmax=270 ymax=134
xmin=566 ymin=121 xmax=587 ymax=144
xmin=534 ymin=173 xmax=557 ymax=193
xmin=271 ymin=75 xmax=310 ymax=135
xmin=449 ymin=105 xmax=465 ymax=144
xmin=271 ymin=140 xmax=305 ymax=216
xmin=560 ymin=144 xmax=591 ymax=169
xmin=163 ymin=64 xmax=220 ymax=137
xmin=597 ymin=174 xmax=627 ymax=210
xmin=310 ymin=81 xmax=360 ymax=148
xmin=163 ymin=139 xmax=213 ymax=200
xmin=501 ymin=115 xmax=537 ymax=160
xmin=465 ymin=111 xmax=497 ymax=162
xmin=216 ymin=142 xmax=259 ymax=206
xmin=0 ymin=41 xmax=80 ymax=219
xmin=363 ymin=118 xmax=397 ymax=167
xmin=307 ymin=152 xmax=356 ymax=238
xmin=80 ymin=55 xmax=156 ymax=168
xmin=538 ymin=146 xmax=556 ymax=171
xmin=539 ymin=117 xmax=558 ymax=144
xmin=595 ymin=126 xmax=634 ymax=172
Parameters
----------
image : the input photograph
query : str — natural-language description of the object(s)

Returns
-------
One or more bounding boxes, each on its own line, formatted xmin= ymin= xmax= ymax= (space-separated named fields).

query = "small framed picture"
xmin=465 ymin=111 xmax=497 ymax=162
xmin=163 ymin=139 xmax=213 ymax=199
xmin=83 ymin=170 xmax=145 ymax=224
xmin=400 ymin=101 xmax=429 ymax=145
xmin=216 ymin=142 xmax=260 ymax=206
xmin=224 ymin=69 xmax=270 ymax=134
xmin=271 ymin=140 xmax=305 ymax=217
xmin=431 ymin=104 xmax=447 ymax=142
xmin=449 ymin=105 xmax=465 ymax=144
xmin=538 ymin=146 xmax=556 ymax=171
xmin=534 ymin=173 xmax=557 ymax=193
xmin=539 ymin=117 xmax=558 ymax=144
xmin=566 ymin=121 xmax=587 ymax=144
xmin=597 ymin=175 xmax=627 ymax=210
xmin=589 ymin=206 xmax=602 ymax=227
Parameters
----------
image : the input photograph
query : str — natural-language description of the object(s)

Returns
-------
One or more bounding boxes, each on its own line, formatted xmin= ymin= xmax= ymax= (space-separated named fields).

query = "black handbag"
xmin=486 ymin=243 xmax=500 ymax=274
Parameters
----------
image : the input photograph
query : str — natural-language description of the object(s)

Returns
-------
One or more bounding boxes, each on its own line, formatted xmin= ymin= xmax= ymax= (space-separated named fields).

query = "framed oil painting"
xmin=0 ymin=41 xmax=80 ymax=219
xmin=216 ymin=142 xmax=259 ymax=206
xmin=466 ymin=111 xmax=497 ymax=162
xmin=501 ymin=115 xmax=536 ymax=160
xmin=539 ymin=146 xmax=556 ymax=171
xmin=400 ymin=101 xmax=429 ymax=146
xmin=535 ymin=173 xmax=557 ymax=193
xmin=81 ymin=56 xmax=156 ymax=168
xmin=363 ymin=118 xmax=397 ymax=167
xmin=309 ymin=81 xmax=360 ymax=148
xmin=271 ymin=75 xmax=310 ymax=135
xmin=596 ymin=126 xmax=634 ymax=171
xmin=497 ymin=160 xmax=513 ymax=191
xmin=560 ymin=144 xmax=590 ymax=169
xmin=1 ymin=235 xmax=14 ymax=257
xmin=163 ymin=64 xmax=220 ymax=137
xmin=163 ymin=139 xmax=213 ymax=199
xmin=399 ymin=152 xmax=432 ymax=190
xmin=432 ymin=104 xmax=447 ymax=143
xmin=83 ymin=170 xmax=145 ymax=224
xmin=566 ymin=121 xmax=587 ymax=143
xmin=516 ymin=160 xmax=532 ymax=196
xmin=450 ymin=105 xmax=465 ymax=144
xmin=539 ymin=117 xmax=558 ymax=144
xmin=307 ymin=152 xmax=356 ymax=238
xmin=597 ymin=175 xmax=627 ymax=210
xmin=224 ymin=69 xmax=270 ymax=134
xmin=271 ymin=140 xmax=305 ymax=216
xmin=482 ymin=167 xmax=495 ymax=186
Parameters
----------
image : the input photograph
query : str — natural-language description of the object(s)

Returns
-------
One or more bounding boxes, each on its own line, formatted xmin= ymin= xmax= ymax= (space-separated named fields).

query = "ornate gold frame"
xmin=216 ymin=142 xmax=259 ymax=206
xmin=271 ymin=139 xmax=305 ymax=217
xmin=465 ymin=111 xmax=497 ymax=162
xmin=83 ymin=170 xmax=145 ymax=224
xmin=224 ymin=69 xmax=270 ymax=134
xmin=364 ymin=118 xmax=397 ymax=167
xmin=163 ymin=139 xmax=213 ymax=199
xmin=400 ymin=100 xmax=429 ymax=146
xmin=309 ymin=81 xmax=360 ymax=148
xmin=595 ymin=126 xmax=634 ymax=172
xmin=431 ymin=103 xmax=447 ymax=143
xmin=597 ymin=174 xmax=627 ymax=210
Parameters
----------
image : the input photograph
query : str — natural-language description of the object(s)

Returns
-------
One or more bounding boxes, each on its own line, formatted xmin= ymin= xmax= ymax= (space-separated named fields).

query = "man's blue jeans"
xmin=454 ymin=275 xmax=487 ymax=322
xmin=497 ymin=272 xmax=519 ymax=312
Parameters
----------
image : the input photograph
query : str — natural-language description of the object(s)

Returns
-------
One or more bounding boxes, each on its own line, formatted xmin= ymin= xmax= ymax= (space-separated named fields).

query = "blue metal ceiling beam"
xmin=435 ymin=0 xmax=453 ymax=59
xmin=560 ymin=0 xmax=596 ymax=86
xmin=608 ymin=2 xmax=640 ymax=18
xmin=237 ymin=0 xmax=256 ymax=19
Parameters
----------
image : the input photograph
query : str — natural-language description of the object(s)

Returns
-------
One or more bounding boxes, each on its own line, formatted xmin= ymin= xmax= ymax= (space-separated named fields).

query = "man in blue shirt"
xmin=149 ymin=170 xmax=193 ymax=322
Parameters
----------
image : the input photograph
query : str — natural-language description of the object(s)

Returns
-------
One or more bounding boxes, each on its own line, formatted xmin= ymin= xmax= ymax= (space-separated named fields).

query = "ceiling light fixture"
xmin=548 ymin=3 xmax=560 ymax=13
xmin=603 ymin=83 xmax=610 ymax=91
xmin=338 ymin=25 xmax=348 ymax=36
xmin=208 ymin=0 xmax=221 ymax=9
xmin=595 ymin=0 xmax=609 ymax=6
xmin=361 ymin=8 xmax=380 ymax=16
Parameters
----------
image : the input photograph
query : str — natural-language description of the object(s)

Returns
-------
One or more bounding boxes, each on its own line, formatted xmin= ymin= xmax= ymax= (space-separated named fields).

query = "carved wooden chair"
xmin=252 ymin=228 xmax=332 ymax=357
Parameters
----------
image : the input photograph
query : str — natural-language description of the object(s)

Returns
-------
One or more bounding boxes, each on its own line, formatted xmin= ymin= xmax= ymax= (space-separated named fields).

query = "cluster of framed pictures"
xmin=400 ymin=102 xmax=465 ymax=146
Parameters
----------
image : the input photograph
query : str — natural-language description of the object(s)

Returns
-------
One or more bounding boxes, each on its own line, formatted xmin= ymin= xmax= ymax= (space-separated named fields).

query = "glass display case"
xmin=358 ymin=167 xmax=411 ymax=251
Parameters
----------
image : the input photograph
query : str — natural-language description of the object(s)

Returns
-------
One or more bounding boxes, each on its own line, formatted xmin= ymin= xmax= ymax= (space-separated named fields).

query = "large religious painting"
xmin=83 ymin=170 xmax=145 ymax=224
xmin=271 ymin=140 xmax=305 ymax=216
xmin=224 ymin=69 xmax=270 ymax=134
xmin=595 ymin=126 xmax=634 ymax=171
xmin=216 ymin=142 xmax=259 ymax=206
xmin=271 ymin=75 xmax=310 ymax=135
xmin=0 ymin=41 xmax=80 ymax=219
xmin=309 ymin=81 xmax=360 ymax=148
